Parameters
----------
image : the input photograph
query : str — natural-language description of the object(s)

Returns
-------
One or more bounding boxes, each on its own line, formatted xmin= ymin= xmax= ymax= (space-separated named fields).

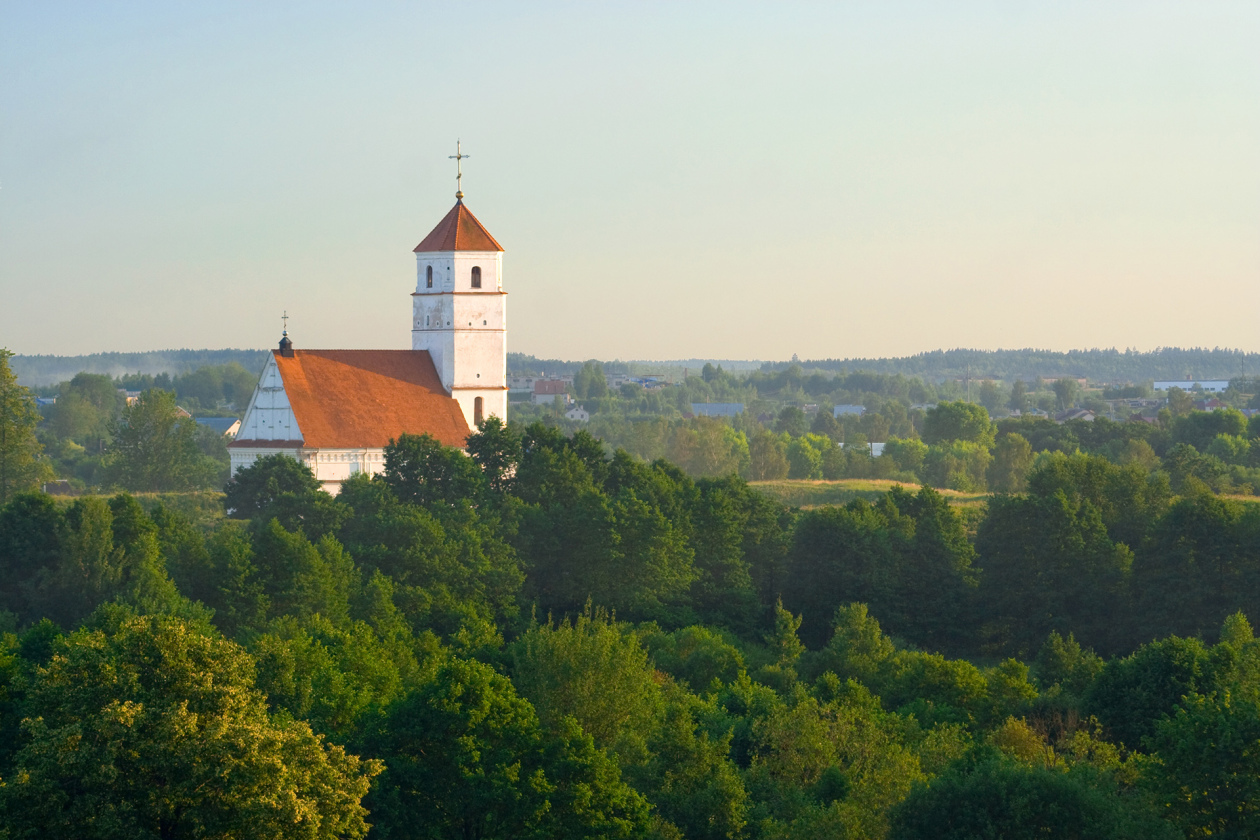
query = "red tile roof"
xmin=230 ymin=350 xmax=470 ymax=450
xmin=413 ymin=201 xmax=503 ymax=253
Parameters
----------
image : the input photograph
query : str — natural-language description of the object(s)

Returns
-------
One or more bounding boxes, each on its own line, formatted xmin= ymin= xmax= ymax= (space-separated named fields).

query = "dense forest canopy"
xmin=3 ymin=410 xmax=1260 ymax=836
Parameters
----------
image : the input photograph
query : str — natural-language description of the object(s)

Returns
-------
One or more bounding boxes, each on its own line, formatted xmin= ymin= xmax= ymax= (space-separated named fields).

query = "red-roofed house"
xmin=230 ymin=193 xmax=507 ymax=493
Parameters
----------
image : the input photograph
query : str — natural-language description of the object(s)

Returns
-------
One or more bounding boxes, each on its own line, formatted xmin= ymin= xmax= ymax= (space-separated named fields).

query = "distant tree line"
xmin=759 ymin=346 xmax=1260 ymax=383
xmin=12 ymin=348 xmax=267 ymax=388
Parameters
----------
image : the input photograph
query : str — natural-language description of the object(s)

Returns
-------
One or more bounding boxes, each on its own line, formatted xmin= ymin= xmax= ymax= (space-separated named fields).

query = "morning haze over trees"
xmin=5 ymin=345 xmax=1260 ymax=836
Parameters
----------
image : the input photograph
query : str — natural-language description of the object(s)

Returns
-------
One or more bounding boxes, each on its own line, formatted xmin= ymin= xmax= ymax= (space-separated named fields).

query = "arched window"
xmin=471 ymin=266 xmax=482 ymax=288
xmin=474 ymin=396 xmax=484 ymax=426
xmin=426 ymin=265 xmax=433 ymax=288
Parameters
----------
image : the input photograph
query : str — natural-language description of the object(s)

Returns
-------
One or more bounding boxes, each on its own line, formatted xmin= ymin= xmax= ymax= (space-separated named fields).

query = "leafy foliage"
xmin=6 ymin=410 xmax=1260 ymax=838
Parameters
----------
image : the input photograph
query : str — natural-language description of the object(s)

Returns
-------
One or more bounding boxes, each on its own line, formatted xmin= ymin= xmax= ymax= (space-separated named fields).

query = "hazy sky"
xmin=2 ymin=2 xmax=1257 ymax=361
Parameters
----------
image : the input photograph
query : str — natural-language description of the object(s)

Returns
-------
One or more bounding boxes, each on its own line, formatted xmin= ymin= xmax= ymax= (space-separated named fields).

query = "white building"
xmin=565 ymin=405 xmax=590 ymax=423
xmin=533 ymin=379 xmax=572 ymax=406
xmin=411 ymin=200 xmax=508 ymax=427
xmin=1153 ymin=379 xmax=1230 ymax=394
xmin=229 ymin=194 xmax=507 ymax=494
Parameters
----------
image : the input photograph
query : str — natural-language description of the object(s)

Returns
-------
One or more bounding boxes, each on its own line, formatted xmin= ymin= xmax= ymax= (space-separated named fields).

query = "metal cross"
xmin=450 ymin=139 xmax=470 ymax=199
xmin=281 ymin=310 xmax=289 ymax=334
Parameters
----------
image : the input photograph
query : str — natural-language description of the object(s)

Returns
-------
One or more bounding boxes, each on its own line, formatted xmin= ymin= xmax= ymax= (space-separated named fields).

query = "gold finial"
xmin=449 ymin=139 xmax=469 ymax=200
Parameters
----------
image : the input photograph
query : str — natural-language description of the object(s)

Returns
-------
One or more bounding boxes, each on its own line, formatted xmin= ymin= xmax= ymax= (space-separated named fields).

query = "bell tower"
xmin=410 ymin=155 xmax=506 ymax=429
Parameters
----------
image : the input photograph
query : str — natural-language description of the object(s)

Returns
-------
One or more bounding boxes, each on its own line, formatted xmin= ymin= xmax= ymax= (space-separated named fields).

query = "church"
xmin=228 ymin=185 xmax=507 ymax=494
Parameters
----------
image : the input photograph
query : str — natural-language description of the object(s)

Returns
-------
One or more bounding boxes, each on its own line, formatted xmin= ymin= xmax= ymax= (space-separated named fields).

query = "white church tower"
xmin=410 ymin=151 xmax=507 ymax=429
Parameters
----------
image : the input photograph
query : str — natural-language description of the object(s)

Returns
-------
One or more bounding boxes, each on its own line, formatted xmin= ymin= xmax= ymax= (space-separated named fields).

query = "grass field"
xmin=748 ymin=478 xmax=1260 ymax=515
xmin=748 ymin=479 xmax=989 ymax=510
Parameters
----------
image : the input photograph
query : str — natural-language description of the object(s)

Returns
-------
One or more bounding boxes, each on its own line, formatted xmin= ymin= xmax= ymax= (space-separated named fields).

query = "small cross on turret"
xmin=449 ymin=140 xmax=470 ymax=200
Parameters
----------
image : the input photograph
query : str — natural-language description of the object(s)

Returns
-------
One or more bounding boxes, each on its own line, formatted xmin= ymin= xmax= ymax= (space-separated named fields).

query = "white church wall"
xmin=229 ymin=446 xmax=388 ymax=496
xmin=411 ymin=248 xmax=507 ymax=432
xmin=235 ymin=355 xmax=302 ymax=442
xmin=229 ymin=446 xmax=305 ymax=478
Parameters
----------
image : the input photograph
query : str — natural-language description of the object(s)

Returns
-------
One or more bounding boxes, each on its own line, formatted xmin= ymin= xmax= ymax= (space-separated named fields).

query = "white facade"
xmin=412 ymin=249 xmax=507 ymax=429
xmin=1153 ymin=380 xmax=1230 ymax=393
xmin=229 ymin=443 xmax=387 ymax=496
xmin=229 ymin=355 xmax=392 ymax=495
xmin=235 ymin=354 xmax=302 ymax=443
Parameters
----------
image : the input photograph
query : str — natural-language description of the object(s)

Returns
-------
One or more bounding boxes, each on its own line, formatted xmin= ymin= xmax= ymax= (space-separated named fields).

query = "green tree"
xmin=574 ymin=360 xmax=609 ymax=400
xmin=667 ymin=418 xmax=748 ymax=478
xmin=46 ymin=372 xmax=123 ymax=447
xmin=510 ymin=605 xmax=663 ymax=764
xmin=1052 ymin=377 xmax=1080 ymax=411
xmin=25 ymin=495 xmax=190 ymax=629
xmin=1206 ymin=433 xmax=1250 ymax=466
xmin=1162 ymin=443 xmax=1229 ymax=493
xmin=0 ymin=348 xmax=51 ymax=503
xmin=0 ymin=610 xmax=380 ymax=839
xmin=987 ymin=433 xmax=1034 ymax=493
xmin=1009 ymin=380 xmax=1029 ymax=413
xmin=222 ymin=452 xmax=344 ymax=538
xmin=922 ymin=440 xmax=991 ymax=492
xmin=688 ymin=476 xmax=760 ymax=632
xmin=1034 ymin=631 xmax=1104 ymax=697
xmin=760 ymin=598 xmax=805 ymax=688
xmin=643 ymin=625 xmax=746 ymax=691
xmin=1132 ymin=493 xmax=1256 ymax=641
xmin=629 ymin=694 xmax=749 ymax=840
xmin=0 ymin=491 xmax=65 ymax=619
xmin=786 ymin=436 xmax=823 ymax=479
xmin=889 ymin=753 xmax=1177 ymax=840
xmin=466 ymin=415 xmax=523 ymax=492
xmin=1144 ymin=691 xmax=1260 ymax=838
xmin=977 ymin=491 xmax=1132 ymax=656
xmin=336 ymin=473 xmax=522 ymax=637
xmin=775 ymin=406 xmax=809 ymax=437
xmin=364 ymin=654 xmax=649 ymax=839
xmin=746 ymin=430 xmax=789 ymax=481
xmin=922 ymin=401 xmax=995 ymax=448
xmin=250 ymin=613 xmax=419 ymax=740
xmin=785 ymin=502 xmax=899 ymax=647
xmin=250 ymin=519 xmax=358 ymax=627
xmin=1026 ymin=451 xmax=1171 ymax=550
xmin=1083 ymin=635 xmax=1224 ymax=749
xmin=811 ymin=409 xmax=842 ymax=440
xmin=105 ymin=389 xmax=217 ymax=491
xmin=978 ymin=380 xmax=1004 ymax=413
xmin=884 ymin=437 xmax=928 ymax=476
xmin=384 ymin=432 xmax=487 ymax=508
xmin=1166 ymin=386 xmax=1194 ymax=417
xmin=1173 ymin=407 xmax=1249 ymax=451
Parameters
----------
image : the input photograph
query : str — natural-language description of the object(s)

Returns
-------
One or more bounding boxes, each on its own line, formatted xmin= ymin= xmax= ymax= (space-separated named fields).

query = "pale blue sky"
xmin=1 ymin=2 xmax=1257 ymax=360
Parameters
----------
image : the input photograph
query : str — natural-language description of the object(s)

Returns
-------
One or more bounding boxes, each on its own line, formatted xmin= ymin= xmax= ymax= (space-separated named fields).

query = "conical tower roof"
xmin=413 ymin=200 xmax=503 ymax=253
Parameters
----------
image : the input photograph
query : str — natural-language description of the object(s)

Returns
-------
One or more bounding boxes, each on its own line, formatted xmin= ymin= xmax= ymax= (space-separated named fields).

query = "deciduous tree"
xmin=1 ymin=611 xmax=380 ymax=839
xmin=0 ymin=348 xmax=51 ymax=503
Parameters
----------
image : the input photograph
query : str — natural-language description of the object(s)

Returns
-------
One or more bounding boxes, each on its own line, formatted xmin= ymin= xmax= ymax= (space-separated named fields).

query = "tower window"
xmin=426 ymin=266 xmax=433 ymax=288
xmin=471 ymin=266 xmax=482 ymax=288
xmin=474 ymin=396 xmax=484 ymax=426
